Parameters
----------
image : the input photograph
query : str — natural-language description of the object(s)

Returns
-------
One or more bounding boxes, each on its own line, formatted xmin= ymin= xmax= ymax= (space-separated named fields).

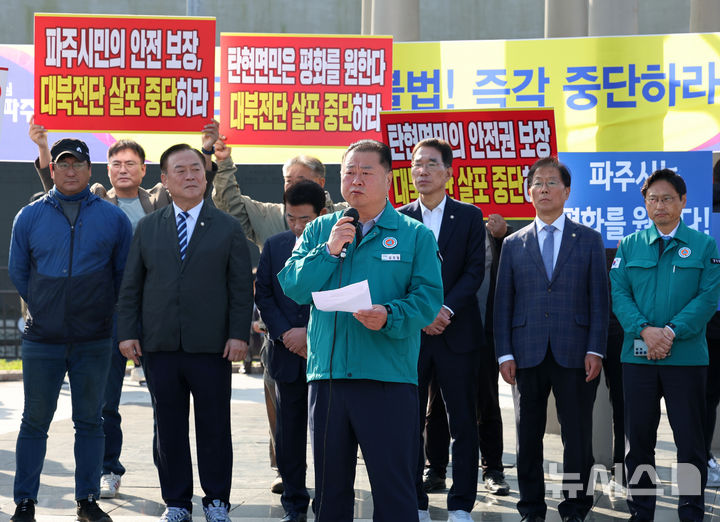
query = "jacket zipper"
xmin=56 ymin=201 xmax=76 ymax=342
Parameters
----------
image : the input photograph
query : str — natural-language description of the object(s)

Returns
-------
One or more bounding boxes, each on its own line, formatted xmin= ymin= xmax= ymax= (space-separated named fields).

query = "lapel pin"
xmin=200 ymin=222 xmax=205 ymax=226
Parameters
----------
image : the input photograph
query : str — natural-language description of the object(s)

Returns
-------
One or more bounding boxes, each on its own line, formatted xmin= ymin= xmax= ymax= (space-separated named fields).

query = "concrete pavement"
xmin=0 ymin=370 xmax=717 ymax=521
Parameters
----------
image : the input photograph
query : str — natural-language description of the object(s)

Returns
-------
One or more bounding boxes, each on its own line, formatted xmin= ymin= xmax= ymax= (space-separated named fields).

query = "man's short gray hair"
xmin=282 ymin=155 xmax=326 ymax=179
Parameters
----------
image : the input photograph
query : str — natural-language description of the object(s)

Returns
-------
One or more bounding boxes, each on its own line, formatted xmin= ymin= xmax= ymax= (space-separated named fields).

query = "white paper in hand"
xmin=312 ymin=280 xmax=372 ymax=313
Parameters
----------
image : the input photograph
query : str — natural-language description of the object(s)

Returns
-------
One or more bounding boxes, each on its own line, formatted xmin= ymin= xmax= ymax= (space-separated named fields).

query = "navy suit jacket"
xmin=399 ymin=196 xmax=486 ymax=353
xmin=493 ymin=216 xmax=609 ymax=369
xmin=255 ymin=230 xmax=309 ymax=383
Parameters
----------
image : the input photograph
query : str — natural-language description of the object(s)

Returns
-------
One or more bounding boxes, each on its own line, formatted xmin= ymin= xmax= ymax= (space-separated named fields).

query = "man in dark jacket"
xmin=28 ymin=117 xmax=219 ymax=500
xmin=117 ymin=144 xmax=253 ymax=522
xmin=8 ymin=138 xmax=132 ymax=522
xmin=255 ymin=180 xmax=328 ymax=522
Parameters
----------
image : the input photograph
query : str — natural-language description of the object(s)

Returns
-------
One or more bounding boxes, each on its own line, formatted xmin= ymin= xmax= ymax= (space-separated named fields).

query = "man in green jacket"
xmin=210 ymin=140 xmax=347 ymax=494
xmin=610 ymin=168 xmax=720 ymax=522
xmin=278 ymin=139 xmax=443 ymax=521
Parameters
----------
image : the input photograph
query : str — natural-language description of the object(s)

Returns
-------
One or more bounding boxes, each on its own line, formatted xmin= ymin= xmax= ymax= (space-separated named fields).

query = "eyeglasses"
xmin=530 ymin=180 xmax=562 ymax=189
xmin=109 ymin=161 xmax=140 ymax=170
xmin=411 ymin=160 xmax=445 ymax=171
xmin=53 ymin=161 xmax=88 ymax=172
xmin=645 ymin=196 xmax=678 ymax=206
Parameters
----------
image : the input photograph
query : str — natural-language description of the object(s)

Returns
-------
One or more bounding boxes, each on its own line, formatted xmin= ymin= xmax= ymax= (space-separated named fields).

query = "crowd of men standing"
xmin=7 ymin=120 xmax=720 ymax=522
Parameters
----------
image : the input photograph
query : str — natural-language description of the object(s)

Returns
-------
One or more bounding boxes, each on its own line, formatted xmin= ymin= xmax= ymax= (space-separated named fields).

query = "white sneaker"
xmin=418 ymin=509 xmax=432 ymax=522
xmin=99 ymin=472 xmax=121 ymax=498
xmin=447 ymin=510 xmax=473 ymax=521
xmin=159 ymin=507 xmax=192 ymax=522
xmin=203 ymin=499 xmax=231 ymax=522
xmin=708 ymin=463 xmax=720 ymax=487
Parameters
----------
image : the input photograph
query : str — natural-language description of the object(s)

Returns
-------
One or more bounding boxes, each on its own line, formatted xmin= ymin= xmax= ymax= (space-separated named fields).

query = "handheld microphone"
xmin=339 ymin=207 xmax=360 ymax=260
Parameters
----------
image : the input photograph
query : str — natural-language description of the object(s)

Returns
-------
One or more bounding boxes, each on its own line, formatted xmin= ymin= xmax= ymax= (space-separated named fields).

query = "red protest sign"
xmin=381 ymin=108 xmax=558 ymax=219
xmin=33 ymin=13 xmax=215 ymax=132
xmin=220 ymin=33 xmax=392 ymax=147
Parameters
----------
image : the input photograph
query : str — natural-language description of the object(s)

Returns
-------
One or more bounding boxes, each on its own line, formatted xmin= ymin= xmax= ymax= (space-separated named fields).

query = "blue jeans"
xmin=102 ymin=342 xmax=127 ymax=475
xmin=14 ymin=338 xmax=112 ymax=502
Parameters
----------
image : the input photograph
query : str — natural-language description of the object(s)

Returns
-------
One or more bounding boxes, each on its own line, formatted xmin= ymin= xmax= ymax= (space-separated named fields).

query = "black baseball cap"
xmin=50 ymin=138 xmax=91 ymax=164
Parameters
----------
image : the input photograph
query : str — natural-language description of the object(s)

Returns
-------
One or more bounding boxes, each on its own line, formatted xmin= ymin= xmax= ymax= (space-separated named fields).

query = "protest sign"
xmin=220 ymin=33 xmax=392 ymax=147
xmin=381 ymin=108 xmax=557 ymax=218
xmin=33 ymin=13 xmax=215 ymax=132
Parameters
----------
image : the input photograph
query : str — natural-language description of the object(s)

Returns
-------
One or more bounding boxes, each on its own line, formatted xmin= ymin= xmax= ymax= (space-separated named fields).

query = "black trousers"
xmin=623 ymin=363 xmax=707 ymax=521
xmin=425 ymin=333 xmax=504 ymax=477
xmin=144 ymin=351 xmax=232 ymax=511
xmin=275 ymin=377 xmax=310 ymax=515
xmin=477 ymin=331 xmax=504 ymax=474
xmin=705 ymin=342 xmax=720 ymax=461
xmin=425 ymin=371 xmax=449 ymax=476
xmin=416 ymin=344 xmax=479 ymax=512
xmin=603 ymin=328 xmax=625 ymax=470
xmin=514 ymin=350 xmax=598 ymax=519
xmin=309 ymin=379 xmax=418 ymax=522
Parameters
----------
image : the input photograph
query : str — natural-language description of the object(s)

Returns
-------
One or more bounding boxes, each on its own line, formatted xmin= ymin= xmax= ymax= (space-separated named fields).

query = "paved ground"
xmin=0 ymin=368 xmax=716 ymax=521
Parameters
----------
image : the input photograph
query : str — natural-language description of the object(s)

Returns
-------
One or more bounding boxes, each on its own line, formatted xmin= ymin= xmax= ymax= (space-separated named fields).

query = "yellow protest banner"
xmin=394 ymin=33 xmax=720 ymax=153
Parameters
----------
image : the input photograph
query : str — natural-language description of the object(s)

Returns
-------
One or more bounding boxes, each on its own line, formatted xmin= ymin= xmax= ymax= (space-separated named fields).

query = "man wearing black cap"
xmin=28 ymin=117 xmax=219 ymax=500
xmin=8 ymin=138 xmax=132 ymax=522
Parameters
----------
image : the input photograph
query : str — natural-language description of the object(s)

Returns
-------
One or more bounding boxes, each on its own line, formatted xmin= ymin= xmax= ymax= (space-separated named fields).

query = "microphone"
xmin=339 ymin=207 xmax=360 ymax=260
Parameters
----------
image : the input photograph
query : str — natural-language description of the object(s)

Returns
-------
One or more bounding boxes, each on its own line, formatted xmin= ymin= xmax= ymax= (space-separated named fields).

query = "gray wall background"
xmin=2 ymin=0 xmax=695 ymax=45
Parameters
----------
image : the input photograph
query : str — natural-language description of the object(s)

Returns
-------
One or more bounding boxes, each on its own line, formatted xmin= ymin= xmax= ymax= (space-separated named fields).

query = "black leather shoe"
xmin=281 ymin=513 xmax=307 ymax=522
xmin=628 ymin=516 xmax=652 ymax=522
xmin=561 ymin=516 xmax=583 ymax=522
xmin=11 ymin=499 xmax=35 ymax=522
xmin=422 ymin=468 xmax=446 ymax=492
xmin=76 ymin=498 xmax=112 ymax=522
xmin=521 ymin=515 xmax=545 ymax=522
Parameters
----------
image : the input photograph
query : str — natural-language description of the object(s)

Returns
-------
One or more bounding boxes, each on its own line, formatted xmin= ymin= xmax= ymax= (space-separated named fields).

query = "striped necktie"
xmin=177 ymin=211 xmax=190 ymax=261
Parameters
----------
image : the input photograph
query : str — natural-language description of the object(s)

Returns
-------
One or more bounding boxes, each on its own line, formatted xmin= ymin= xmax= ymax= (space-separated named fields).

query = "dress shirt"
xmin=359 ymin=206 xmax=385 ymax=236
xmin=172 ymin=200 xmax=204 ymax=245
xmin=417 ymin=195 xmax=454 ymax=317
xmin=657 ymin=222 xmax=679 ymax=239
xmin=418 ymin=195 xmax=447 ymax=242
xmin=535 ymin=215 xmax=565 ymax=270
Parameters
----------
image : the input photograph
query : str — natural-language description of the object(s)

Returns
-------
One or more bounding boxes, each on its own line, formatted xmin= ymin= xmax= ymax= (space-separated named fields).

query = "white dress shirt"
xmin=418 ymin=195 xmax=447 ymax=242
xmin=535 ymin=214 xmax=565 ymax=271
xmin=173 ymin=200 xmax=204 ymax=245
xmin=417 ymin=195 xmax=454 ymax=317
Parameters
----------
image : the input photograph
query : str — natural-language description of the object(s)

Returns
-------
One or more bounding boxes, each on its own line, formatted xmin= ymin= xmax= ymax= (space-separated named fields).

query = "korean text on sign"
xmin=381 ymin=108 xmax=558 ymax=219
xmin=34 ymin=14 xmax=215 ymax=132
xmin=221 ymin=33 xmax=392 ymax=147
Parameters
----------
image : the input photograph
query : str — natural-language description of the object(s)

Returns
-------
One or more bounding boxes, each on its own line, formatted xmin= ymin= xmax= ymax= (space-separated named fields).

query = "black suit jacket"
xmin=255 ymin=230 xmax=309 ymax=383
xmin=399 ymin=197 xmax=486 ymax=353
xmin=117 ymin=202 xmax=253 ymax=353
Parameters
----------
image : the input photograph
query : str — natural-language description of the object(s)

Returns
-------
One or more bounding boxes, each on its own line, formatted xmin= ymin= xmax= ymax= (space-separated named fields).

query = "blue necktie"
xmin=177 ymin=211 xmax=190 ymax=261
xmin=542 ymin=224 xmax=555 ymax=280
xmin=659 ymin=234 xmax=672 ymax=258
